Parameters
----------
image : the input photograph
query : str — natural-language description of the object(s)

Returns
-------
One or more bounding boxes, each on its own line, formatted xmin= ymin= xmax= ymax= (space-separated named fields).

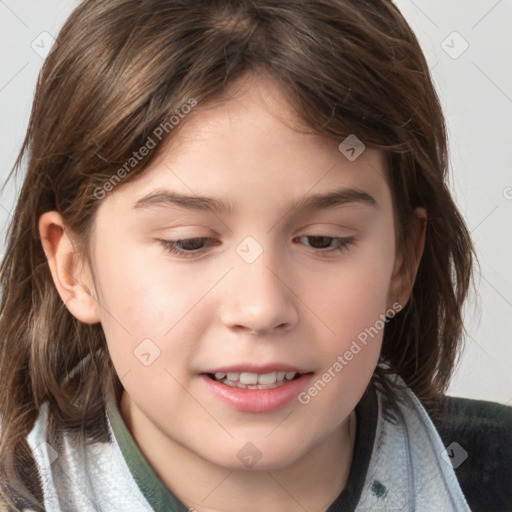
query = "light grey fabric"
xmin=26 ymin=402 xmax=154 ymax=512
xmin=25 ymin=376 xmax=471 ymax=511
xmin=355 ymin=379 xmax=470 ymax=510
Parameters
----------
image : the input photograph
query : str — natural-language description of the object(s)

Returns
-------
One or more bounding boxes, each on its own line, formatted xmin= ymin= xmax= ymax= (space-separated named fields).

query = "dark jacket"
xmin=424 ymin=395 xmax=512 ymax=511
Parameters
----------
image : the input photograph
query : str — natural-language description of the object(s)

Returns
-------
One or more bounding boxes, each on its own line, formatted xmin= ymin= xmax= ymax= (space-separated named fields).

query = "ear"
xmin=38 ymin=211 xmax=101 ymax=324
xmin=387 ymin=207 xmax=427 ymax=310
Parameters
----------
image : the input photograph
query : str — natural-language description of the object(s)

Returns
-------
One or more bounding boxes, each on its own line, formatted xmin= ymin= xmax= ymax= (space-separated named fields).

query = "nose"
xmin=220 ymin=243 xmax=299 ymax=336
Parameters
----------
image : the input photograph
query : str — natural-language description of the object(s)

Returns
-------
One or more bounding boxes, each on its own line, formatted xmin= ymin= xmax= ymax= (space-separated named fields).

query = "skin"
xmin=39 ymin=72 xmax=426 ymax=512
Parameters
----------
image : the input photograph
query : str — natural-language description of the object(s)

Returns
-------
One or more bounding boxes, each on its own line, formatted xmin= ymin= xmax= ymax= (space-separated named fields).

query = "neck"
xmin=121 ymin=391 xmax=356 ymax=512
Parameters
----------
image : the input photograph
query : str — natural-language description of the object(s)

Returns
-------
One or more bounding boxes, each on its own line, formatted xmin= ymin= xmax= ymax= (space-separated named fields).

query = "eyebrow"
xmin=131 ymin=187 xmax=377 ymax=214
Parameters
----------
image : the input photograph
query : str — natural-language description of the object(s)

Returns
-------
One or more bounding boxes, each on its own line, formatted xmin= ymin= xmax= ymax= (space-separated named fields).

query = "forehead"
xmin=100 ymin=73 xmax=390 ymax=217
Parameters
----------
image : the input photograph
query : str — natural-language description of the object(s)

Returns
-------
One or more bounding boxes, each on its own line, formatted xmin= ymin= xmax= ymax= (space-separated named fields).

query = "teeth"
xmin=211 ymin=370 xmax=298 ymax=387
xmin=256 ymin=372 xmax=276 ymax=385
xmin=240 ymin=372 xmax=260 ymax=385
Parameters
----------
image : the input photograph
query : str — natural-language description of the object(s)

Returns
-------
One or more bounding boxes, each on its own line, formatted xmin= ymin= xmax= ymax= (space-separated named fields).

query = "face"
xmin=83 ymin=73 xmax=406 ymax=471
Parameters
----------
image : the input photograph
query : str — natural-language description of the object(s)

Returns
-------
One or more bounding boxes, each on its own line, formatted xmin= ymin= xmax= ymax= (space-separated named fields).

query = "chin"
xmin=199 ymin=438 xmax=307 ymax=472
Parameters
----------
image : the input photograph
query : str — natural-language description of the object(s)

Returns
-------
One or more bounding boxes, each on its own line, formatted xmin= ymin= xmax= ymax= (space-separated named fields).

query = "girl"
xmin=1 ymin=0 xmax=510 ymax=511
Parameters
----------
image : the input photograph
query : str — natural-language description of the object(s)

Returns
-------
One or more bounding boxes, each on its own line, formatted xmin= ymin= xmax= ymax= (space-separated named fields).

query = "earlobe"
xmin=388 ymin=207 xmax=427 ymax=310
xmin=38 ymin=211 xmax=101 ymax=325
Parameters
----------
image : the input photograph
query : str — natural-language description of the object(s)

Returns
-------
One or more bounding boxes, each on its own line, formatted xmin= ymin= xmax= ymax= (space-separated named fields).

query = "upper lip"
xmin=201 ymin=363 xmax=313 ymax=374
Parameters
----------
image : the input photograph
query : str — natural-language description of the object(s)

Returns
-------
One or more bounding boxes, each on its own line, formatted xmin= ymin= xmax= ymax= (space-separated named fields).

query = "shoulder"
xmin=423 ymin=395 xmax=512 ymax=512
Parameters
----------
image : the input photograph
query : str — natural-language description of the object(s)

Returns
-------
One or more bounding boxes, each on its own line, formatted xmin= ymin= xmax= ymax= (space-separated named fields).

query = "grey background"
xmin=1 ymin=1 xmax=511 ymax=404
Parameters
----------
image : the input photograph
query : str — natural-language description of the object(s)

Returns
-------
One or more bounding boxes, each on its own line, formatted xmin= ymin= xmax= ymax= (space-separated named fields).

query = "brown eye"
xmin=159 ymin=238 xmax=213 ymax=257
xmin=297 ymin=235 xmax=354 ymax=255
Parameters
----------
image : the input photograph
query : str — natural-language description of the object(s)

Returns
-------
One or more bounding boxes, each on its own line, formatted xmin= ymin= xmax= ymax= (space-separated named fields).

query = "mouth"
xmin=203 ymin=370 xmax=308 ymax=390
xmin=200 ymin=368 xmax=315 ymax=413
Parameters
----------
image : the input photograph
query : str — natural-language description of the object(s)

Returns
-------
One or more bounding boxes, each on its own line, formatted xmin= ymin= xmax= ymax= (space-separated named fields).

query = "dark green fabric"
xmin=327 ymin=384 xmax=378 ymax=511
xmin=106 ymin=399 xmax=190 ymax=512
xmin=424 ymin=395 xmax=512 ymax=512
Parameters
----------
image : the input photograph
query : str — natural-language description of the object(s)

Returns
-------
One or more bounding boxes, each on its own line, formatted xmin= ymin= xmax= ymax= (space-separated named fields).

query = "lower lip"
xmin=200 ymin=373 xmax=314 ymax=413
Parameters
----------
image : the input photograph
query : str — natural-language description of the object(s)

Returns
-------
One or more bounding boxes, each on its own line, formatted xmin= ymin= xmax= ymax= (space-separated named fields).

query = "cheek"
xmin=313 ymin=256 xmax=394 ymax=342
xmin=93 ymin=241 xmax=219 ymax=378
xmin=296 ymin=258 xmax=392 ymax=425
xmin=302 ymin=234 xmax=395 ymax=390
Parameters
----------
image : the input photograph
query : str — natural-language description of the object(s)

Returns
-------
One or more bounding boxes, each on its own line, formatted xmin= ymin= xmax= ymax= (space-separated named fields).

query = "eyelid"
xmin=157 ymin=233 xmax=356 ymax=259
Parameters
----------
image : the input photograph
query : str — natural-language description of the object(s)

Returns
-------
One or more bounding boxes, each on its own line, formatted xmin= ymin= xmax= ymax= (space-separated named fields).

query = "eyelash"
xmin=158 ymin=235 xmax=355 ymax=259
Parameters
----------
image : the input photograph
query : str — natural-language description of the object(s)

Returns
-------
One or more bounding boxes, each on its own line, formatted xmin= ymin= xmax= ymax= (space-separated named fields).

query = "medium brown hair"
xmin=0 ymin=0 xmax=474 ymax=508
